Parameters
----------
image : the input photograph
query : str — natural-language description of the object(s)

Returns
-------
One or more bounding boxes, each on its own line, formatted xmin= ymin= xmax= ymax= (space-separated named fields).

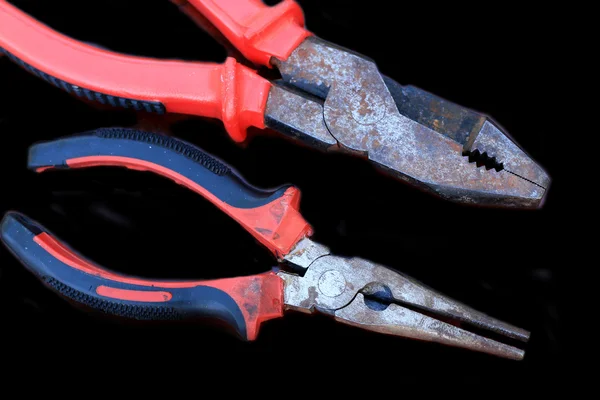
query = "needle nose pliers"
xmin=0 ymin=0 xmax=550 ymax=208
xmin=1 ymin=128 xmax=529 ymax=360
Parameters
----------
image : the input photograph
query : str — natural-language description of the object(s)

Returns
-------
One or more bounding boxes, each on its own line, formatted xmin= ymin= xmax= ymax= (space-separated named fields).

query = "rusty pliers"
xmin=0 ymin=0 xmax=549 ymax=207
xmin=1 ymin=128 xmax=528 ymax=359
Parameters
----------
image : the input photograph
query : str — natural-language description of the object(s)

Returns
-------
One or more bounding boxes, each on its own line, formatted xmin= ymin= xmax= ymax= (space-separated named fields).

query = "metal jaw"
xmin=265 ymin=37 xmax=550 ymax=208
xmin=279 ymin=237 xmax=529 ymax=360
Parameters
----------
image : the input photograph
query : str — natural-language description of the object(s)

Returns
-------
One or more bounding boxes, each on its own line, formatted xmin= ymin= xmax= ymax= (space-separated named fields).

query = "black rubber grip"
xmin=95 ymin=128 xmax=229 ymax=175
xmin=44 ymin=277 xmax=182 ymax=320
xmin=1 ymin=47 xmax=166 ymax=114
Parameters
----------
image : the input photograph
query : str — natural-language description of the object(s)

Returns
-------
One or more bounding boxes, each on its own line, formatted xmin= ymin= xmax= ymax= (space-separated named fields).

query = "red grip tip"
xmin=185 ymin=0 xmax=311 ymax=66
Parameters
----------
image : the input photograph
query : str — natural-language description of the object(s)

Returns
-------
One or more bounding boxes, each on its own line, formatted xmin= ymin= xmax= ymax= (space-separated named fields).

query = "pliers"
xmin=0 ymin=0 xmax=550 ymax=208
xmin=1 ymin=128 xmax=529 ymax=360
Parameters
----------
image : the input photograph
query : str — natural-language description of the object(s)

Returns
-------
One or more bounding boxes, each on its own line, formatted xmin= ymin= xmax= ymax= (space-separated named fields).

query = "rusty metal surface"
xmin=471 ymin=120 xmax=550 ymax=189
xmin=272 ymin=37 xmax=550 ymax=208
xmin=381 ymin=77 xmax=486 ymax=148
xmin=336 ymin=294 xmax=524 ymax=361
xmin=265 ymin=85 xmax=337 ymax=150
xmin=282 ymin=236 xmax=330 ymax=270
xmin=279 ymin=238 xmax=528 ymax=359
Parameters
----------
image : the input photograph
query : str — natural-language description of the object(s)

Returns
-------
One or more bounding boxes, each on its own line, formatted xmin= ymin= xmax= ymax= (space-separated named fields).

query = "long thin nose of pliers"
xmin=279 ymin=240 xmax=529 ymax=360
xmin=1 ymin=128 xmax=528 ymax=359
xmin=0 ymin=0 xmax=550 ymax=208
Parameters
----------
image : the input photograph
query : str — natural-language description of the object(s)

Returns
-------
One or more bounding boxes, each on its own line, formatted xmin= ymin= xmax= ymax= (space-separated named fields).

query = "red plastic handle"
xmin=0 ymin=0 xmax=269 ymax=141
xmin=183 ymin=0 xmax=311 ymax=66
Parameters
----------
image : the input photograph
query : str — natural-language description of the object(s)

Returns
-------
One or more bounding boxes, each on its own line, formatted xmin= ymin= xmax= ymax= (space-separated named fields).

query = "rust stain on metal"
xmin=289 ymin=246 xmax=307 ymax=258
xmin=471 ymin=121 xmax=550 ymax=189
xmin=264 ymin=86 xmax=337 ymax=150
xmin=299 ymin=286 xmax=319 ymax=310
xmin=278 ymin=248 xmax=528 ymax=359
xmin=273 ymin=37 xmax=549 ymax=208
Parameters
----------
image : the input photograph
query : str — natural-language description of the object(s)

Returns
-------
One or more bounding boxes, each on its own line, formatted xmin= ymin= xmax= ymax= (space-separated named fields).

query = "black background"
xmin=1 ymin=0 xmax=564 ymax=387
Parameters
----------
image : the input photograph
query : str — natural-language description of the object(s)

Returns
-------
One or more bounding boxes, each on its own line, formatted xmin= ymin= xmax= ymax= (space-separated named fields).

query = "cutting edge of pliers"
xmin=0 ymin=0 xmax=550 ymax=208
xmin=1 ymin=128 xmax=529 ymax=360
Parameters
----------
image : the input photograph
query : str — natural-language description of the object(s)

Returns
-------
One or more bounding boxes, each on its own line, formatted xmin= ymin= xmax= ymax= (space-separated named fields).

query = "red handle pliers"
xmin=0 ymin=0 xmax=550 ymax=208
xmin=1 ymin=128 xmax=529 ymax=359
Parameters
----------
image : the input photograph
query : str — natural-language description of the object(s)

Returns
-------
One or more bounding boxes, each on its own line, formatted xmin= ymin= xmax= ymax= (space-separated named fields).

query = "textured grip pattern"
xmin=1 ymin=47 xmax=166 ymax=114
xmin=94 ymin=128 xmax=229 ymax=175
xmin=44 ymin=277 xmax=183 ymax=320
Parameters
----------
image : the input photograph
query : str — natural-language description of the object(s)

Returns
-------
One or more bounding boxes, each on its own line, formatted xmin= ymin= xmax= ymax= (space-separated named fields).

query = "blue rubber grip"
xmin=0 ymin=212 xmax=249 ymax=338
xmin=28 ymin=128 xmax=291 ymax=209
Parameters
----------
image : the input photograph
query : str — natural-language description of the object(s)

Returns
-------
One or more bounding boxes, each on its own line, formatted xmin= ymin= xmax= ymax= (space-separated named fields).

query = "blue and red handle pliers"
xmin=1 ymin=128 xmax=528 ymax=359
xmin=0 ymin=0 xmax=550 ymax=208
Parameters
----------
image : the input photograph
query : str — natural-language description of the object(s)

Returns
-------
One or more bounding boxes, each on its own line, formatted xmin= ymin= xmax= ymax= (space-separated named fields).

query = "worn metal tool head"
xmin=265 ymin=37 xmax=549 ymax=208
xmin=279 ymin=238 xmax=529 ymax=360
